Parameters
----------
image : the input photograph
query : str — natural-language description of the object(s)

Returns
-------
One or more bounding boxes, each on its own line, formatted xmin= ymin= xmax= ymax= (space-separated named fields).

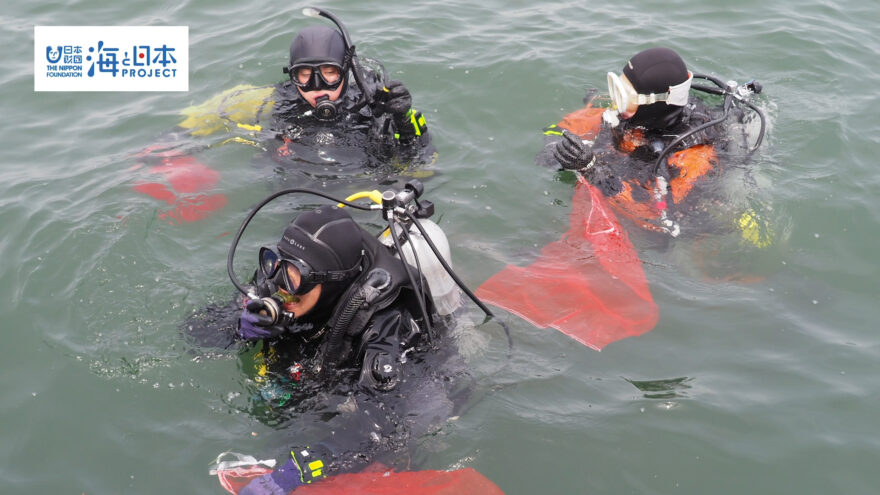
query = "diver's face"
xmin=281 ymin=263 xmax=322 ymax=316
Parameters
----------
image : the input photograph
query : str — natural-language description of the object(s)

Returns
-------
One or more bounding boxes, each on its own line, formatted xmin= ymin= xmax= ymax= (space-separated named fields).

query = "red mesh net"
xmin=217 ymin=463 xmax=504 ymax=495
xmin=476 ymin=179 xmax=657 ymax=350
xmin=132 ymin=154 xmax=227 ymax=224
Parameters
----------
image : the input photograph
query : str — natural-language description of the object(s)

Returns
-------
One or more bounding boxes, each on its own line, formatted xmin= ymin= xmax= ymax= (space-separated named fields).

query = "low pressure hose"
xmin=691 ymin=73 xmax=767 ymax=152
xmin=388 ymin=216 xmax=433 ymax=337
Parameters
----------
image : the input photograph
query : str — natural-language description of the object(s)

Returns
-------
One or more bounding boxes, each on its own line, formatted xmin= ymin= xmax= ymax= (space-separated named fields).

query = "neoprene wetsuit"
xmin=184 ymin=228 xmax=471 ymax=483
xmin=536 ymin=95 xmax=747 ymax=234
xmin=175 ymin=62 xmax=436 ymax=174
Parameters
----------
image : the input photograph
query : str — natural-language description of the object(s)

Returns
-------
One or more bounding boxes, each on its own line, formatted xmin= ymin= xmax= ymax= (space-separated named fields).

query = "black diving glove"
xmin=374 ymin=80 xmax=426 ymax=139
xmin=554 ymin=131 xmax=595 ymax=171
xmin=376 ymin=79 xmax=412 ymax=118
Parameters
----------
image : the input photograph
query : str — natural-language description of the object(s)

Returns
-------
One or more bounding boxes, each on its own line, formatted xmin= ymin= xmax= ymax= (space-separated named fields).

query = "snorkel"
xmin=301 ymin=7 xmax=374 ymax=113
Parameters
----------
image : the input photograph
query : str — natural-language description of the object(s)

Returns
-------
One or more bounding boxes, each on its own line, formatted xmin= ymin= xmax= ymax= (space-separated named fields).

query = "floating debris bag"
xmin=476 ymin=178 xmax=658 ymax=350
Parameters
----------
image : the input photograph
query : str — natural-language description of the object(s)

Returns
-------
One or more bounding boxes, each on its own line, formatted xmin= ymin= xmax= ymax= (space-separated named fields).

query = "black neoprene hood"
xmin=289 ymin=25 xmax=346 ymax=67
xmin=621 ymin=47 xmax=690 ymax=129
xmin=622 ymin=47 xmax=689 ymax=95
xmin=277 ymin=206 xmax=363 ymax=274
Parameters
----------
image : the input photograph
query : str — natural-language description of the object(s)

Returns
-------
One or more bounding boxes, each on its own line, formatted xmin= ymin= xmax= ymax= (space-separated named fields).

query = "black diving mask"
xmin=259 ymin=247 xmax=360 ymax=296
xmin=285 ymin=62 xmax=345 ymax=92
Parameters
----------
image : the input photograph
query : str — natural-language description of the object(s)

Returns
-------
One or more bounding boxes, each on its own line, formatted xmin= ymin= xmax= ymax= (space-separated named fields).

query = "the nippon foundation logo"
xmin=34 ymin=26 xmax=188 ymax=91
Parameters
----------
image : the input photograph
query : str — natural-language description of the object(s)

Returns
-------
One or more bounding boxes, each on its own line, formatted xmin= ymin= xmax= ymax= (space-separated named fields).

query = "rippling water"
xmin=3 ymin=1 xmax=879 ymax=493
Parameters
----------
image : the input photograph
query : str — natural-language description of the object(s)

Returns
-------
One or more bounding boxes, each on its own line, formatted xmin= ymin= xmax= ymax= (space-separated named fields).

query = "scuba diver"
xmin=186 ymin=181 xmax=504 ymax=494
xmin=177 ymin=7 xmax=436 ymax=170
xmin=476 ymin=48 xmax=774 ymax=349
xmin=536 ymin=47 xmax=770 ymax=244
xmin=134 ymin=8 xmax=435 ymax=224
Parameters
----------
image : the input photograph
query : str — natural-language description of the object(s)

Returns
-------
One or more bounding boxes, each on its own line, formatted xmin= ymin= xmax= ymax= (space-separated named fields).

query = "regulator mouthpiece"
xmin=314 ymin=94 xmax=338 ymax=121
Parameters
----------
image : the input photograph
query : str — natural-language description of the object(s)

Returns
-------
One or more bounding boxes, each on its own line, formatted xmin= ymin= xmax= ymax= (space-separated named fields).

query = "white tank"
xmin=380 ymin=219 xmax=462 ymax=316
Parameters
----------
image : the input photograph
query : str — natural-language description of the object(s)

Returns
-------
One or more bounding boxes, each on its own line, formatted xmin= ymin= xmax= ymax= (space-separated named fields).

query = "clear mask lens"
xmin=258 ymin=247 xmax=280 ymax=278
xmin=259 ymin=247 xmax=314 ymax=296
xmin=278 ymin=259 xmax=316 ymax=296
xmin=607 ymin=72 xmax=639 ymax=119
xmin=607 ymin=71 xmax=693 ymax=120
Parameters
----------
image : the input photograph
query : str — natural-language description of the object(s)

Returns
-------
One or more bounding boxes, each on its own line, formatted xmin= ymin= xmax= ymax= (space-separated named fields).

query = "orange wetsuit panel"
xmin=558 ymin=106 xmax=604 ymax=139
xmin=555 ymin=107 xmax=717 ymax=231
xmin=667 ymin=144 xmax=717 ymax=203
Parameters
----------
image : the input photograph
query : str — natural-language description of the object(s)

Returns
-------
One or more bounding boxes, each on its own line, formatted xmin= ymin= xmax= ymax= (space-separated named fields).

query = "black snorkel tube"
xmin=302 ymin=7 xmax=374 ymax=111
xmin=226 ymin=181 xmax=512 ymax=352
xmin=649 ymin=74 xmax=768 ymax=236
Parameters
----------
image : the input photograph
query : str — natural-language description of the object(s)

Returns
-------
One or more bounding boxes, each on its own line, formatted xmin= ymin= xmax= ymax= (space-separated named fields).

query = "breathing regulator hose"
xmin=649 ymin=74 xmax=768 ymax=236
xmin=227 ymin=181 xmax=510 ymax=352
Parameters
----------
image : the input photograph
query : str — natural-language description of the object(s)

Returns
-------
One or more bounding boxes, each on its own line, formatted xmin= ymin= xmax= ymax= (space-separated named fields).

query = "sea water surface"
xmin=2 ymin=0 xmax=879 ymax=493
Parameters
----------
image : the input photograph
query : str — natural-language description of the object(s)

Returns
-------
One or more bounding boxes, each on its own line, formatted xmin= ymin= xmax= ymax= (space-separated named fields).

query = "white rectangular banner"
xmin=34 ymin=26 xmax=189 ymax=92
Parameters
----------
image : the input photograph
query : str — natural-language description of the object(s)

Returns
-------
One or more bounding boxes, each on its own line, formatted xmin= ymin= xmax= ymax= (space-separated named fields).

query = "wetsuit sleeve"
xmin=282 ymin=395 xmax=396 ymax=483
xmin=389 ymin=109 xmax=436 ymax=166
xmin=393 ymin=108 xmax=429 ymax=141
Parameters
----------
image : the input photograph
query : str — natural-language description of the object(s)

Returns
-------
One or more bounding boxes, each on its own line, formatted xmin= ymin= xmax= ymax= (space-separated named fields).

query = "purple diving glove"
xmin=240 ymin=457 xmax=305 ymax=495
xmin=237 ymin=299 xmax=282 ymax=340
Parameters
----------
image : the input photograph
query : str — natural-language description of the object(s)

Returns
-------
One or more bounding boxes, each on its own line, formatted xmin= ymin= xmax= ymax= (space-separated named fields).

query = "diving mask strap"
xmin=307 ymin=261 xmax=363 ymax=284
xmin=636 ymin=71 xmax=693 ymax=107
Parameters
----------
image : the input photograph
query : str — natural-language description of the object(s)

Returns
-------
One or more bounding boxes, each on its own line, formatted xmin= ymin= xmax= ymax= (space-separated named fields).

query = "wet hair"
xmin=622 ymin=47 xmax=690 ymax=129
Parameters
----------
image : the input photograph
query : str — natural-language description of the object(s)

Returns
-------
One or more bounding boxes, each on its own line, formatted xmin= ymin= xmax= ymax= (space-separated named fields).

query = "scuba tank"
xmin=380 ymin=218 xmax=461 ymax=316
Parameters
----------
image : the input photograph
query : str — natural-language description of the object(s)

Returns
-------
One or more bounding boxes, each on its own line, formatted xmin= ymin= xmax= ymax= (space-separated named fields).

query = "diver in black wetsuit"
xmin=186 ymin=185 xmax=472 ymax=494
xmin=134 ymin=9 xmax=436 ymax=224
xmin=189 ymin=8 xmax=435 ymax=171
xmin=268 ymin=18 xmax=436 ymax=170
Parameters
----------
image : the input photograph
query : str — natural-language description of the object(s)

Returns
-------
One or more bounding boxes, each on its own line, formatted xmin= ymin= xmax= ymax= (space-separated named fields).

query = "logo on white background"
xmin=34 ymin=26 xmax=188 ymax=91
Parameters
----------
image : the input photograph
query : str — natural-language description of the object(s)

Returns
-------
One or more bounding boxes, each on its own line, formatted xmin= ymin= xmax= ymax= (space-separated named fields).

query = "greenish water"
xmin=3 ymin=1 xmax=880 ymax=493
